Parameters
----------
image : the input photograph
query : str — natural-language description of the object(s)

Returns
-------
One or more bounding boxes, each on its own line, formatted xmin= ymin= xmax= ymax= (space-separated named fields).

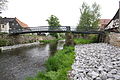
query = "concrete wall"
xmin=0 ymin=23 xmax=10 ymax=33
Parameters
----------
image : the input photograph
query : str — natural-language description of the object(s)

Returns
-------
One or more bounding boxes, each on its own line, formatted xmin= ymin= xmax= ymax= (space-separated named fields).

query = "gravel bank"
xmin=69 ymin=43 xmax=120 ymax=80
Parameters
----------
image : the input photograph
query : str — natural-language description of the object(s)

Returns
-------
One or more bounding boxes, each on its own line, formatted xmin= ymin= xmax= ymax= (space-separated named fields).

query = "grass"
xmin=39 ymin=39 xmax=63 ymax=44
xmin=74 ymin=38 xmax=93 ymax=44
xmin=0 ymin=32 xmax=8 ymax=35
xmin=74 ymin=35 xmax=98 ymax=44
xmin=26 ymin=46 xmax=75 ymax=80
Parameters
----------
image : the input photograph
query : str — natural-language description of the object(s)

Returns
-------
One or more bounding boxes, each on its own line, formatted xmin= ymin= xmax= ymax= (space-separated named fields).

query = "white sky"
xmin=1 ymin=0 xmax=120 ymax=27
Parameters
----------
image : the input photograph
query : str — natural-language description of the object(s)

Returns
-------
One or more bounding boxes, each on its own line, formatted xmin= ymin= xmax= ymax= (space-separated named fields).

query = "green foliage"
xmin=39 ymin=39 xmax=60 ymax=44
xmin=74 ymin=38 xmax=93 ymax=44
xmin=0 ymin=39 xmax=11 ymax=47
xmin=0 ymin=32 xmax=8 ymax=35
xmin=46 ymin=15 xmax=61 ymax=27
xmin=46 ymin=46 xmax=75 ymax=71
xmin=46 ymin=15 xmax=61 ymax=38
xmin=77 ymin=2 xmax=101 ymax=31
xmin=89 ymin=34 xmax=98 ymax=43
xmin=26 ymin=46 xmax=75 ymax=80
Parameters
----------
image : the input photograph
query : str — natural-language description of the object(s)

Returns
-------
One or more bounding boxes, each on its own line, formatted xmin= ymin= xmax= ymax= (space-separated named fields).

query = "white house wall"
xmin=0 ymin=22 xmax=10 ymax=33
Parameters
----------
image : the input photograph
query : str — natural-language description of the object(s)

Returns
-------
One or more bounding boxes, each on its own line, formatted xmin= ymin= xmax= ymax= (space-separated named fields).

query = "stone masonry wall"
xmin=107 ymin=32 xmax=120 ymax=47
xmin=0 ymin=34 xmax=55 ymax=46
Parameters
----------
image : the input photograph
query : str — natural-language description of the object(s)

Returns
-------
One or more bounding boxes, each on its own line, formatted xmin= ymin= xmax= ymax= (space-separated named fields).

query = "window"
xmin=12 ymin=23 xmax=14 ymax=25
xmin=16 ymin=23 xmax=19 ymax=26
xmin=2 ymin=25 xmax=4 ymax=28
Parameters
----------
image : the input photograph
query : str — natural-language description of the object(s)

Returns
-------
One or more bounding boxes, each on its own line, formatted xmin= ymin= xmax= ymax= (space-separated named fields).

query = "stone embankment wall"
xmin=106 ymin=32 xmax=120 ymax=46
xmin=0 ymin=34 xmax=55 ymax=46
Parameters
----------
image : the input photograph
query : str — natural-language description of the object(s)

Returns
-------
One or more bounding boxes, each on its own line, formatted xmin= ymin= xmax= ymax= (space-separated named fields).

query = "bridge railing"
xmin=9 ymin=26 xmax=100 ymax=34
xmin=9 ymin=26 xmax=71 ymax=34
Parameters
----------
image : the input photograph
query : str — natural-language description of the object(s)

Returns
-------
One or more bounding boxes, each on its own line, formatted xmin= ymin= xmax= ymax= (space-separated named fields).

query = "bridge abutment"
xmin=65 ymin=32 xmax=74 ymax=46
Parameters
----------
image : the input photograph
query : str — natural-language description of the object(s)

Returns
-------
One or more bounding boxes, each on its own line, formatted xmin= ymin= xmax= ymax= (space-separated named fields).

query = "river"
xmin=0 ymin=40 xmax=65 ymax=80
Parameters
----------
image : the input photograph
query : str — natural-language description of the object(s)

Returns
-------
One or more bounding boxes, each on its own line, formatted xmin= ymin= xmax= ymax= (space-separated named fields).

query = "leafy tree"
xmin=77 ymin=2 xmax=101 ymax=31
xmin=0 ymin=0 xmax=8 ymax=11
xmin=46 ymin=15 xmax=61 ymax=38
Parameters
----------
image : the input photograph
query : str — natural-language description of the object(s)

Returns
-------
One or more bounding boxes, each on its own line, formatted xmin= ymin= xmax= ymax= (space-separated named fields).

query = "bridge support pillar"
xmin=98 ymin=33 xmax=106 ymax=43
xmin=65 ymin=32 xmax=74 ymax=46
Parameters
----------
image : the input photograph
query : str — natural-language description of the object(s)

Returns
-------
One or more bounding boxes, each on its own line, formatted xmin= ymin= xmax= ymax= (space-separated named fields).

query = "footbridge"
xmin=9 ymin=26 xmax=104 ymax=35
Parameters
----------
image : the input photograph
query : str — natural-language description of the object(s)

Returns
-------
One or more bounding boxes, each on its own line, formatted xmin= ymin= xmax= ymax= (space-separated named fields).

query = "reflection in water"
xmin=49 ymin=40 xmax=65 ymax=56
xmin=0 ymin=40 xmax=65 ymax=80
xmin=49 ymin=41 xmax=58 ymax=56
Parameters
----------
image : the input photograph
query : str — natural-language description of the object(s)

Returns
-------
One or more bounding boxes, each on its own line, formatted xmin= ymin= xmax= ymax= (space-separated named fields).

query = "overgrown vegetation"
xmin=26 ymin=46 xmax=75 ymax=80
xmin=74 ymin=34 xmax=98 ymax=44
xmin=74 ymin=38 xmax=93 ymax=44
xmin=39 ymin=39 xmax=63 ymax=44
xmin=0 ymin=39 xmax=11 ymax=47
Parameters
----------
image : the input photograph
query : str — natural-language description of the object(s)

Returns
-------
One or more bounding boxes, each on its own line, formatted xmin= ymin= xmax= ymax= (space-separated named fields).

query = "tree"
xmin=46 ymin=15 xmax=61 ymax=38
xmin=77 ymin=2 xmax=101 ymax=31
xmin=0 ymin=0 xmax=8 ymax=11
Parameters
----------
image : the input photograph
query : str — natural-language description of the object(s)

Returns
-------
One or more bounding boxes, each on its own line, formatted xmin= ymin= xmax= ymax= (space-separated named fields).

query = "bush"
xmin=0 ymin=39 xmax=11 ymax=47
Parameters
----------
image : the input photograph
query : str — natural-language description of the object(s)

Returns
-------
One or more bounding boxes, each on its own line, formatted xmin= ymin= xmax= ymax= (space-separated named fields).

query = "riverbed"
xmin=0 ymin=40 xmax=65 ymax=80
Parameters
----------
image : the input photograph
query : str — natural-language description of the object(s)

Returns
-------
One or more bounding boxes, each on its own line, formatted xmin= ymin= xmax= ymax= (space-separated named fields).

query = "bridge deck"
xmin=9 ymin=26 xmax=104 ymax=34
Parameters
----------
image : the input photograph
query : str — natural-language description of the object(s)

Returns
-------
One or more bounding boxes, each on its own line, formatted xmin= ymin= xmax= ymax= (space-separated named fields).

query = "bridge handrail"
xmin=9 ymin=26 xmax=100 ymax=34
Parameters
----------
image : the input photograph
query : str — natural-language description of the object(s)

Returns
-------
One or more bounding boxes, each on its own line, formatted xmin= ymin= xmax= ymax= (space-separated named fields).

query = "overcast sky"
xmin=1 ymin=0 xmax=120 ymax=27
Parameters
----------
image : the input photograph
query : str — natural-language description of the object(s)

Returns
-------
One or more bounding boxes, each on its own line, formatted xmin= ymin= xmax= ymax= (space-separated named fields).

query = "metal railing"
xmin=9 ymin=26 xmax=100 ymax=34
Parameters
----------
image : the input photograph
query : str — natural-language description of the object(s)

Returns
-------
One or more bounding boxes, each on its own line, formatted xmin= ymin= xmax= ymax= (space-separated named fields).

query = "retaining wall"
xmin=0 ymin=34 xmax=55 ymax=46
xmin=106 ymin=32 xmax=120 ymax=46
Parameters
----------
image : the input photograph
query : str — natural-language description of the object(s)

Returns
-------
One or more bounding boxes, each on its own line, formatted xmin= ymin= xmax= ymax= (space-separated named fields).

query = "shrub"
xmin=0 ymin=39 xmax=11 ymax=47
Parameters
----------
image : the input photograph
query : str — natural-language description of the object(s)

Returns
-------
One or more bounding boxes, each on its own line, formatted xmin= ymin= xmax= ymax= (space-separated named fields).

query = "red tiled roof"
xmin=99 ymin=19 xmax=111 ymax=25
xmin=16 ymin=18 xmax=28 ymax=28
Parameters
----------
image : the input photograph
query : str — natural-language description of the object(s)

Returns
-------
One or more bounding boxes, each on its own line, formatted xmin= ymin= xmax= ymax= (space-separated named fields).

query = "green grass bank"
xmin=26 ymin=46 xmax=75 ymax=80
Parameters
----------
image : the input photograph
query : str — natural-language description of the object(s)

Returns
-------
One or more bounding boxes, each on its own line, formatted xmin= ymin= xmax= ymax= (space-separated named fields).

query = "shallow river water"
xmin=0 ymin=40 xmax=65 ymax=80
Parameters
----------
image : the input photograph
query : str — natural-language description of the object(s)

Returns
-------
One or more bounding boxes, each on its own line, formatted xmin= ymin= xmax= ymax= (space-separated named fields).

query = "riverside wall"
xmin=0 ymin=34 xmax=56 ymax=46
xmin=105 ymin=32 xmax=120 ymax=47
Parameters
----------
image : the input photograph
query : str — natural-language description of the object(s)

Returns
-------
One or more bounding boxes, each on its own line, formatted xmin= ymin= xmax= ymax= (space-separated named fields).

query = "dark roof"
xmin=0 ymin=17 xmax=15 ymax=24
xmin=0 ymin=17 xmax=28 ymax=28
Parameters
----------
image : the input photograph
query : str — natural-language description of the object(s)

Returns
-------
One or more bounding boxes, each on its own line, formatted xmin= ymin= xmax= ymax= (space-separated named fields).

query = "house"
xmin=99 ymin=19 xmax=111 ymax=30
xmin=0 ymin=17 xmax=28 ymax=33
